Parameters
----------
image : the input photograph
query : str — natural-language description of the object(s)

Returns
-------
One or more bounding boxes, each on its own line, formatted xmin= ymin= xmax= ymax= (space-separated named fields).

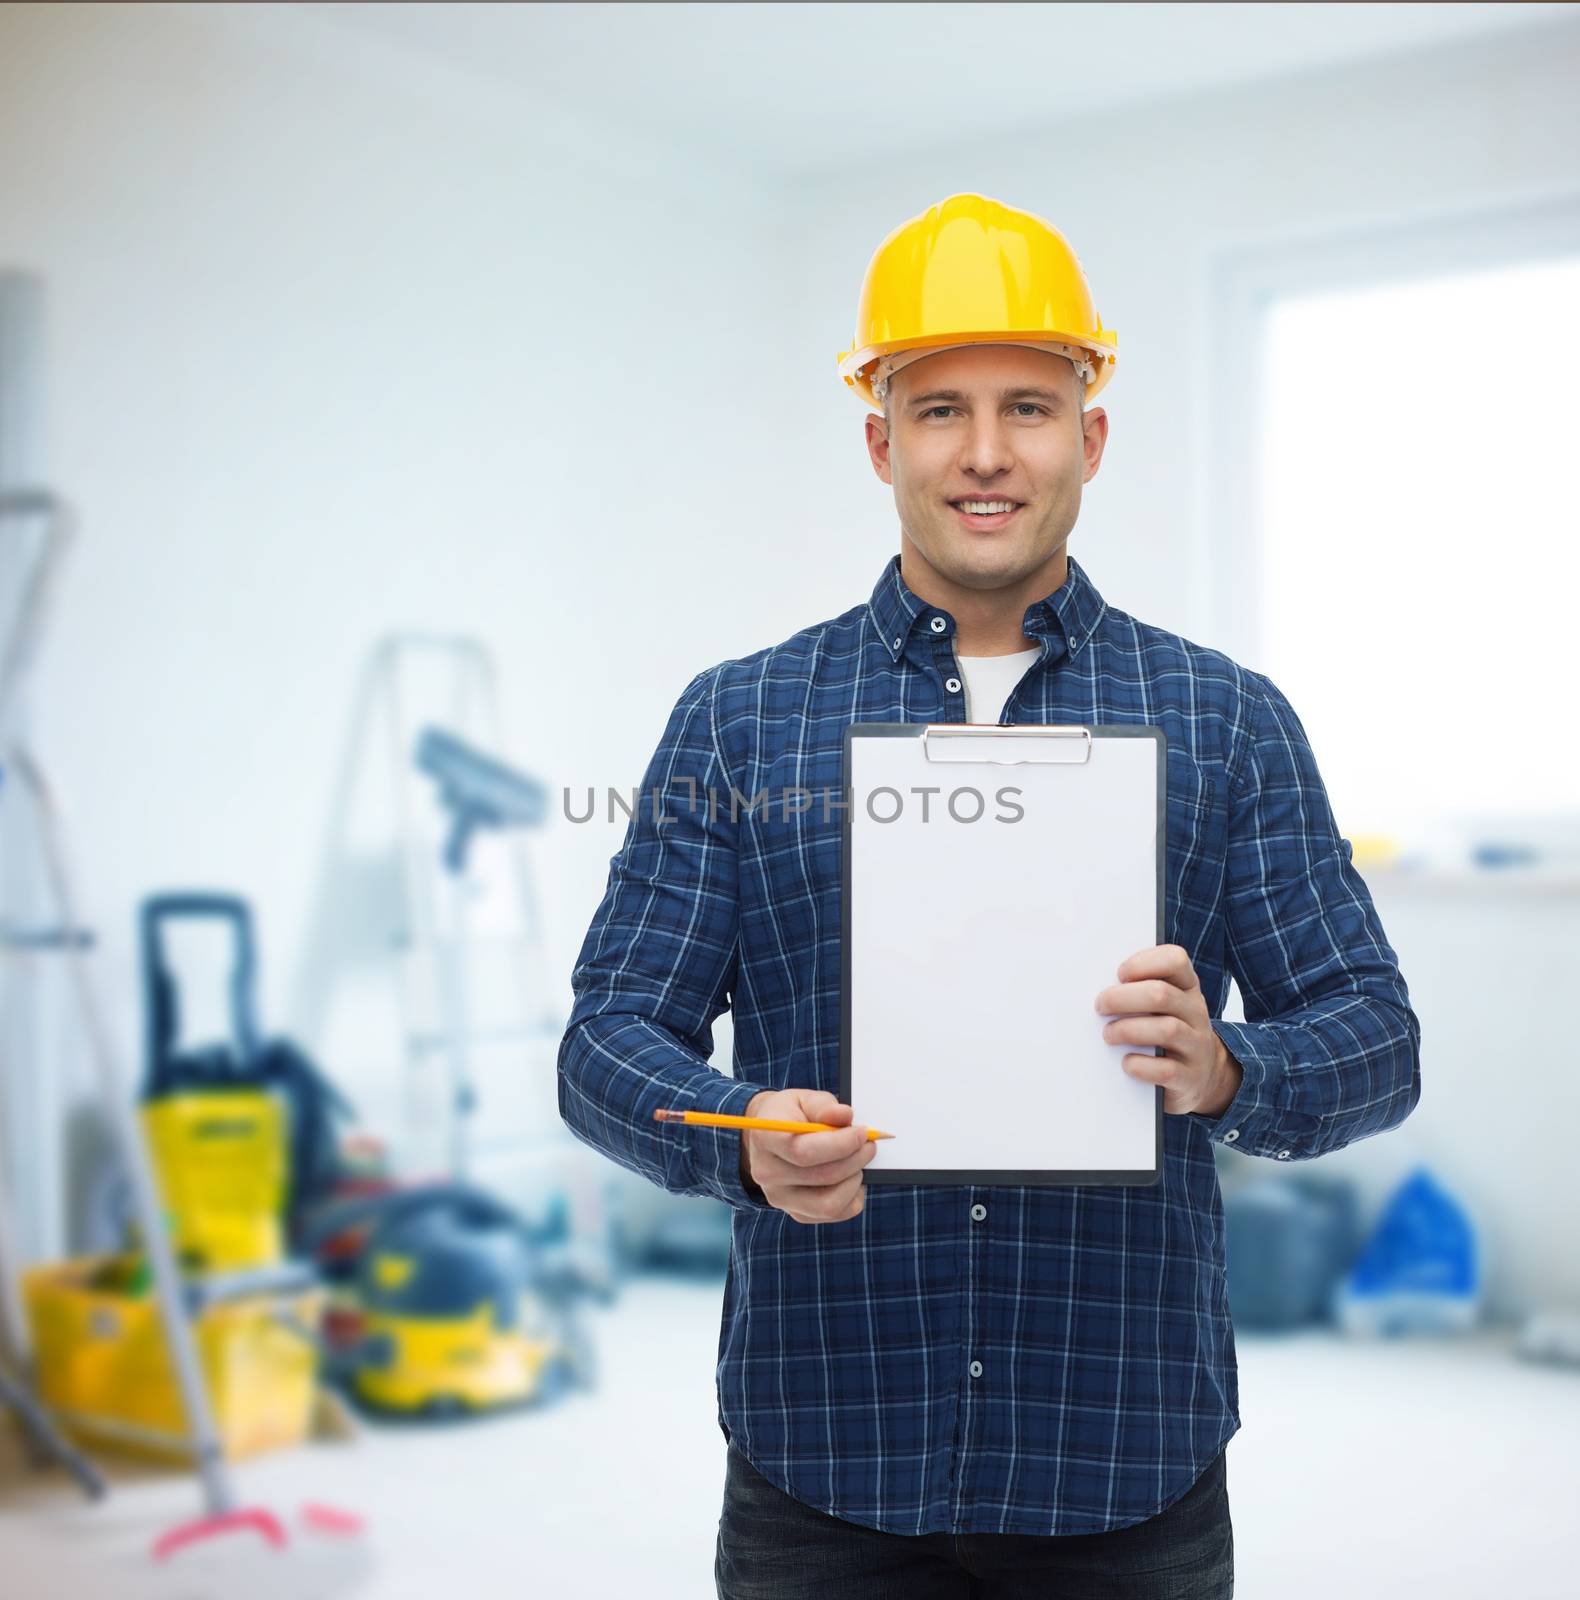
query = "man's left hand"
xmin=1094 ymin=944 xmax=1242 ymax=1119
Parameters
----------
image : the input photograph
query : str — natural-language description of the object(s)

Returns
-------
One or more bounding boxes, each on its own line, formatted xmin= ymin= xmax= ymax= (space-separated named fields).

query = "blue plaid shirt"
xmin=558 ymin=551 xmax=1421 ymax=1536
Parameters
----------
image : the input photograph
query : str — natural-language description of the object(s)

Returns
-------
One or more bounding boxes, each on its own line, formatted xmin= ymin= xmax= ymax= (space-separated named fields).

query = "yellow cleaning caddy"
xmin=23 ymin=1253 xmax=323 ymax=1464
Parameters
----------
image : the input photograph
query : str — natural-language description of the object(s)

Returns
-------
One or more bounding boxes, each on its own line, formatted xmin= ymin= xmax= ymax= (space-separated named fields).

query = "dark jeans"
xmin=716 ymin=1437 xmax=1233 ymax=1599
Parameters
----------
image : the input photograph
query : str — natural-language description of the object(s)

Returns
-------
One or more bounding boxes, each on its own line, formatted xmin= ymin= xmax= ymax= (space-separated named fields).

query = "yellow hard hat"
xmin=836 ymin=192 xmax=1118 ymax=411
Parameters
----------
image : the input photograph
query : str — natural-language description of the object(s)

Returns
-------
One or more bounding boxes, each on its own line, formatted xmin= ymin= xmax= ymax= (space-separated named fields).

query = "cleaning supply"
xmin=302 ymin=1182 xmax=596 ymax=1418
xmin=1333 ymin=1166 xmax=1481 ymax=1336
xmin=24 ymin=1253 xmax=324 ymax=1464
xmin=836 ymin=192 xmax=1118 ymax=409
xmin=140 ymin=1091 xmax=288 ymax=1273
xmin=140 ymin=894 xmax=355 ymax=1271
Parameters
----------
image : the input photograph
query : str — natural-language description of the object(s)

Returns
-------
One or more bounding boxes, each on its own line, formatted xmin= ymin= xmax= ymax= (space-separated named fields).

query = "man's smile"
xmin=948 ymin=497 xmax=1024 ymax=530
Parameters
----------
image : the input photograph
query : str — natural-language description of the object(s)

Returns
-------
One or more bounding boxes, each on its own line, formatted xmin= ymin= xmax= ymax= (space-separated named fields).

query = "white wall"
xmin=0 ymin=2 xmax=819 ymax=1245
xmin=2 ymin=5 xmax=1576 ymax=1315
xmin=779 ymin=22 xmax=1580 ymax=1320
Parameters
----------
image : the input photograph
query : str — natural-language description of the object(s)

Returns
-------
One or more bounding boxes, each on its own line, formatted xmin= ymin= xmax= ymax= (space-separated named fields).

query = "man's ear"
xmin=1079 ymin=406 xmax=1109 ymax=485
xmin=866 ymin=411 xmax=894 ymax=486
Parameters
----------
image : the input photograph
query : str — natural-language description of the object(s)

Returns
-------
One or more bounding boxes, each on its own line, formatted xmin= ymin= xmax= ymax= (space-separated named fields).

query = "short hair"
xmin=879 ymin=355 xmax=1087 ymax=427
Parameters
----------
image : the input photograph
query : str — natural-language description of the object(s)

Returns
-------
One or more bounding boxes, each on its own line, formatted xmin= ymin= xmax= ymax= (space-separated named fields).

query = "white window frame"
xmin=1198 ymin=193 xmax=1580 ymax=674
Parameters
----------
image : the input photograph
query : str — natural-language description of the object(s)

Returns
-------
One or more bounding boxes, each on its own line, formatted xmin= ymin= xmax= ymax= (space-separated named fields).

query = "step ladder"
xmin=292 ymin=634 xmax=616 ymax=1290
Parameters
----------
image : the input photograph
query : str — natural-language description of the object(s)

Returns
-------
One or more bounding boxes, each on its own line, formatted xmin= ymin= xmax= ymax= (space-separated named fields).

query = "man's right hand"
xmin=738 ymin=1088 xmax=874 ymax=1224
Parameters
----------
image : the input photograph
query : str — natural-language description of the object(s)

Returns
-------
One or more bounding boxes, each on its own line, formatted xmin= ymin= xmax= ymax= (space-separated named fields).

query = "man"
xmin=558 ymin=193 xmax=1421 ymax=1598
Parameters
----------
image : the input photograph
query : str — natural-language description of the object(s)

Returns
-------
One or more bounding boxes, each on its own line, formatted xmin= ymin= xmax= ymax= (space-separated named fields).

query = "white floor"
xmin=3 ymin=1274 xmax=1576 ymax=1599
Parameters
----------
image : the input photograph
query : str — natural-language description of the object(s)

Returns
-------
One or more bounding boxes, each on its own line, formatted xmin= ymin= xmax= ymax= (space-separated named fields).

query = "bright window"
xmin=1256 ymin=255 xmax=1580 ymax=840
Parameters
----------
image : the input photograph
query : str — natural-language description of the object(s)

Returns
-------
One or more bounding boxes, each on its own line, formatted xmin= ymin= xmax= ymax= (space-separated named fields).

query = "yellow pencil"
xmin=653 ymin=1109 xmax=895 ymax=1141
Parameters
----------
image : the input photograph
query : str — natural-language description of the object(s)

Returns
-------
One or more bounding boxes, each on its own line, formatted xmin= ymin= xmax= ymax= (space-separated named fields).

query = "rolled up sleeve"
xmin=556 ymin=665 xmax=772 ymax=1211
xmin=1196 ymin=671 xmax=1422 ymax=1160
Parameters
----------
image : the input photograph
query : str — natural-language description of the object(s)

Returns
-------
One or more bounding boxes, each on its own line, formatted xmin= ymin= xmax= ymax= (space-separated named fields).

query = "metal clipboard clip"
xmin=920 ymin=725 xmax=1094 ymax=765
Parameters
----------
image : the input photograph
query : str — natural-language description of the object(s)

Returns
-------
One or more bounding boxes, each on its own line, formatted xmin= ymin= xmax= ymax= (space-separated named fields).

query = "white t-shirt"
xmin=955 ymin=647 xmax=1040 ymax=725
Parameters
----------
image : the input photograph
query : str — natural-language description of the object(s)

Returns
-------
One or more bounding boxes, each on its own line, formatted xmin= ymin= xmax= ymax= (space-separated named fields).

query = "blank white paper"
xmin=847 ymin=727 xmax=1160 ymax=1180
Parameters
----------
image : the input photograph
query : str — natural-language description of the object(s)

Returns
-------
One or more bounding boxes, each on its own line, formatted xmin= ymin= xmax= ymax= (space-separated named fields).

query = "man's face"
xmin=864 ymin=344 xmax=1108 ymax=594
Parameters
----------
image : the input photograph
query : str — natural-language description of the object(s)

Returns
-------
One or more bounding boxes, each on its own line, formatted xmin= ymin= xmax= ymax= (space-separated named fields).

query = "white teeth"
xmin=957 ymin=501 xmax=1017 ymax=515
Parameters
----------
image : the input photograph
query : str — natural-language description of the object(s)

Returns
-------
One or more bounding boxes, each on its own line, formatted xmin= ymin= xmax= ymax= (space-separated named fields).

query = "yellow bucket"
xmin=23 ymin=1254 xmax=323 ymax=1463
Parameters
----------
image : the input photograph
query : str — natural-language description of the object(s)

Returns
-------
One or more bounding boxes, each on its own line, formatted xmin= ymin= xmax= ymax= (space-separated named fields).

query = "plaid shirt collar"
xmin=866 ymin=549 xmax=1109 ymax=664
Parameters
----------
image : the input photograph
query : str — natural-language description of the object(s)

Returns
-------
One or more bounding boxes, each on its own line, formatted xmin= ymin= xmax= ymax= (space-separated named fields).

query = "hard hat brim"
xmin=837 ymin=330 xmax=1118 ymax=410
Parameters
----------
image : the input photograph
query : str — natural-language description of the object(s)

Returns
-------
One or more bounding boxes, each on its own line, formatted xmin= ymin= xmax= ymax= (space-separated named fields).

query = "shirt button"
xmin=969 ymin=1360 xmax=983 ymax=1378
xmin=945 ymin=677 xmax=962 ymax=694
xmin=970 ymin=1204 xmax=986 ymax=1222
xmin=1223 ymin=1129 xmax=1239 ymax=1144
xmin=1276 ymin=1150 xmax=1292 ymax=1160
xmin=930 ymin=616 xmax=947 ymax=633
xmin=893 ymin=636 xmax=902 ymax=650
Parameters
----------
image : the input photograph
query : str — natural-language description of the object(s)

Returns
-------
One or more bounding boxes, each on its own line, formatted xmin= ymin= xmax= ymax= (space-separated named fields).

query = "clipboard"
xmin=840 ymin=723 xmax=1164 ymax=1186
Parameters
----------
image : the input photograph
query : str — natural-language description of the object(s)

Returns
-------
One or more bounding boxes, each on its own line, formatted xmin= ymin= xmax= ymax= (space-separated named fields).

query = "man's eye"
xmin=921 ymin=404 xmax=1045 ymax=419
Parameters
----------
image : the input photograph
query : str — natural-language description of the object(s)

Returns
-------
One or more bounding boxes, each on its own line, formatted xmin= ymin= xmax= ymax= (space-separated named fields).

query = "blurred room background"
xmin=1 ymin=3 xmax=1576 ymax=1596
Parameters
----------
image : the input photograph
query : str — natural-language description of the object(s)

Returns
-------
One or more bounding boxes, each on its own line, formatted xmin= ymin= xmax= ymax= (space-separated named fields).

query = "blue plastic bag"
xmin=1332 ymin=1166 xmax=1480 ymax=1336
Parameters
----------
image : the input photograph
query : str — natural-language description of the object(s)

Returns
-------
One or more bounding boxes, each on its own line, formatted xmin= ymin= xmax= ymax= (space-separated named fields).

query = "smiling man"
xmin=558 ymin=193 xmax=1422 ymax=1599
